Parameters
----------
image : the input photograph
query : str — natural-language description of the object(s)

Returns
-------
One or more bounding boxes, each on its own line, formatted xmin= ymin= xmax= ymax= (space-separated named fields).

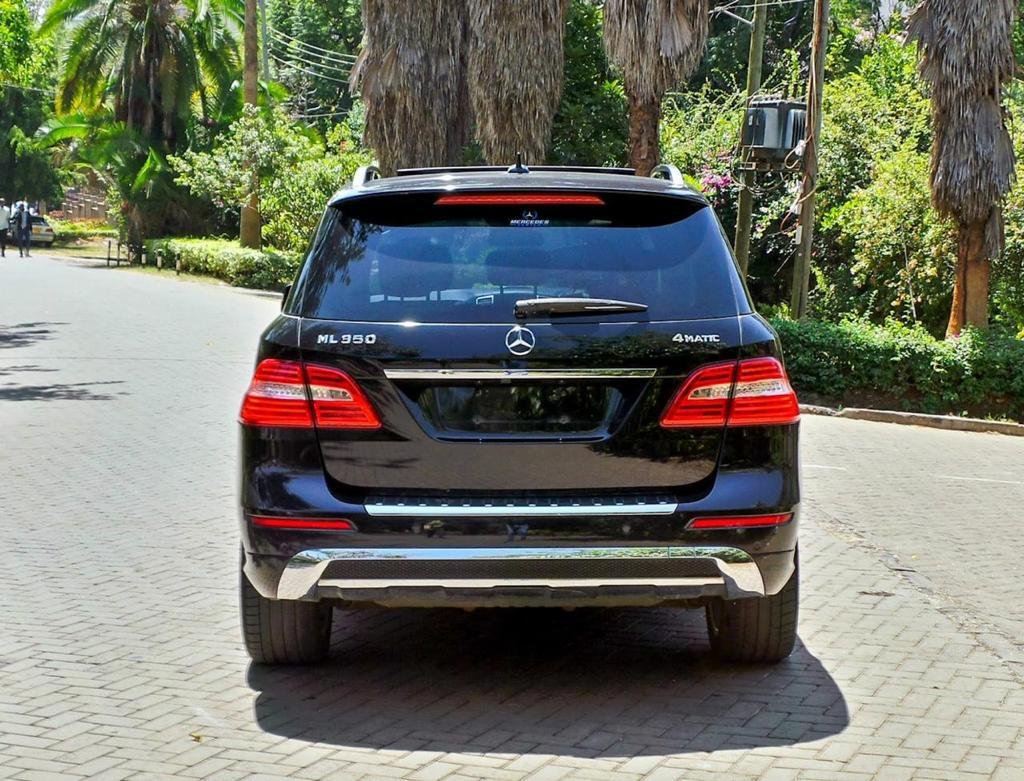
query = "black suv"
xmin=239 ymin=163 xmax=800 ymax=665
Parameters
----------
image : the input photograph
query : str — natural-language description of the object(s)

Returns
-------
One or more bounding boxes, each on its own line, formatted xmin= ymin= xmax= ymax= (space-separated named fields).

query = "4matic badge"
xmin=673 ymin=333 xmax=721 ymax=344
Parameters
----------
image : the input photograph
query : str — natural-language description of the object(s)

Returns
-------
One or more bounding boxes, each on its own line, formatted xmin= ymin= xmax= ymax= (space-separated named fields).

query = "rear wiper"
xmin=514 ymin=297 xmax=648 ymax=319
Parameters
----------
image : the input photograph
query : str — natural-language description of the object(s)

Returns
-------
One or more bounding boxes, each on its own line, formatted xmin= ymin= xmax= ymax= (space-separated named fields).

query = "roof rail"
xmin=650 ymin=164 xmax=685 ymax=186
xmin=352 ymin=164 xmax=381 ymax=188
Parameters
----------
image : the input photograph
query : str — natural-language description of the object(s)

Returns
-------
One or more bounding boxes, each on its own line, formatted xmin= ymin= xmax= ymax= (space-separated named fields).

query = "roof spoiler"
xmin=351 ymin=162 xmax=686 ymax=187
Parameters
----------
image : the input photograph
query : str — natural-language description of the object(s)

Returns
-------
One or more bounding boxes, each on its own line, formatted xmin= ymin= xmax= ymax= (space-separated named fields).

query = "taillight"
xmin=239 ymin=359 xmax=313 ymax=427
xmin=728 ymin=358 xmax=801 ymax=426
xmin=660 ymin=357 xmax=799 ymax=428
xmin=239 ymin=360 xmax=381 ymax=429
xmin=304 ymin=364 xmax=381 ymax=429
xmin=659 ymin=362 xmax=735 ymax=428
xmin=687 ymin=513 xmax=793 ymax=530
xmin=435 ymin=193 xmax=604 ymax=206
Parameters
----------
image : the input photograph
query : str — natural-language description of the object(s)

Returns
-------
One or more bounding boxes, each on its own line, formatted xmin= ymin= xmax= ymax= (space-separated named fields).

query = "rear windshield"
xmin=292 ymin=192 xmax=749 ymax=323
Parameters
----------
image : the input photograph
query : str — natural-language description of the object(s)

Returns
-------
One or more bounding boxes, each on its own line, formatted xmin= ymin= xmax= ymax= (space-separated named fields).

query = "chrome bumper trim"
xmin=381 ymin=368 xmax=657 ymax=380
xmin=364 ymin=500 xmax=678 ymax=517
xmin=276 ymin=546 xmax=765 ymax=601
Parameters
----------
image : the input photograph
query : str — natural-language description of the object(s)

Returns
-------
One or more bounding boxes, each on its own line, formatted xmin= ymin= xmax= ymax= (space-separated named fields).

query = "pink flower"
xmin=699 ymin=168 xmax=734 ymax=195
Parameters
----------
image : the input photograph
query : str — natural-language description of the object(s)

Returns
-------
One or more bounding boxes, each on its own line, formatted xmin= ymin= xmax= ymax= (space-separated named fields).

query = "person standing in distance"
xmin=0 ymin=198 xmax=10 ymax=258
xmin=12 ymin=198 xmax=33 ymax=257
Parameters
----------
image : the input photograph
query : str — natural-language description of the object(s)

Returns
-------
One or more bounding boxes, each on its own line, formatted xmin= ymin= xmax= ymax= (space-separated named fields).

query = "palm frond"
xmin=603 ymin=0 xmax=709 ymax=102
xmin=351 ymin=0 xmax=469 ymax=174
xmin=467 ymin=0 xmax=571 ymax=165
xmin=39 ymin=0 xmax=105 ymax=35
xmin=907 ymin=0 xmax=1016 ymax=250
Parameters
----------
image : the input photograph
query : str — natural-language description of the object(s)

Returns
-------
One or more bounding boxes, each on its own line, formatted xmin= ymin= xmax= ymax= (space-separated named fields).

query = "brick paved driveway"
xmin=1 ymin=255 xmax=1022 ymax=780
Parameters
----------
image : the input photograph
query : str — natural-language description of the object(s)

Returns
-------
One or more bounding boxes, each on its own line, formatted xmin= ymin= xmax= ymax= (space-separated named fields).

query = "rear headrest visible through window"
xmin=374 ymin=236 xmax=454 ymax=299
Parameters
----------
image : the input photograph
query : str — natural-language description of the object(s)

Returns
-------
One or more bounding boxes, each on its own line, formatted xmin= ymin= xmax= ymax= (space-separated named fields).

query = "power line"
xmin=270 ymin=43 xmax=352 ymax=76
xmin=268 ymin=52 xmax=351 ymax=85
xmin=293 ymin=109 xmax=350 ymax=119
xmin=270 ymin=32 xmax=358 ymax=67
xmin=1 ymin=82 xmax=56 ymax=96
xmin=722 ymin=0 xmax=811 ymax=10
xmin=269 ymin=28 xmax=358 ymax=61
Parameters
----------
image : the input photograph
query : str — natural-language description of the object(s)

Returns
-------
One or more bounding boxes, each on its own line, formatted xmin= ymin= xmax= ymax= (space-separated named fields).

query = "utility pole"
xmin=240 ymin=0 xmax=262 ymax=249
xmin=733 ymin=1 xmax=768 ymax=278
xmin=790 ymin=0 xmax=829 ymax=318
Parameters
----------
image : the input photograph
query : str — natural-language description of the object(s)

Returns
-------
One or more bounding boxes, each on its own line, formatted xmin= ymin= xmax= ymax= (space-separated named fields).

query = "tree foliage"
xmin=549 ymin=0 xmax=628 ymax=166
xmin=169 ymin=106 xmax=370 ymax=251
xmin=42 ymin=0 xmax=242 ymax=150
xmin=0 ymin=0 xmax=62 ymax=202
xmin=268 ymin=0 xmax=362 ymax=129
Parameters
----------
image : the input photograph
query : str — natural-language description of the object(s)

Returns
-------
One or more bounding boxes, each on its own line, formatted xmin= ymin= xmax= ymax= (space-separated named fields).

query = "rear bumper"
xmin=242 ymin=517 xmax=797 ymax=607
xmin=257 ymin=545 xmax=788 ymax=607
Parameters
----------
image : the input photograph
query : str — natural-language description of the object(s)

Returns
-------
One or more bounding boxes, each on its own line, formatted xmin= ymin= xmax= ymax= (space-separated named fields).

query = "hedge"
xmin=145 ymin=238 xmax=300 ymax=290
xmin=48 ymin=217 xmax=119 ymax=243
xmin=771 ymin=317 xmax=1024 ymax=420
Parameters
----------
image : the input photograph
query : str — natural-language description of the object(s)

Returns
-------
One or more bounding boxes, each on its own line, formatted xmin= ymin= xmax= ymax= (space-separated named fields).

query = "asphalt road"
xmin=1 ymin=254 xmax=1022 ymax=780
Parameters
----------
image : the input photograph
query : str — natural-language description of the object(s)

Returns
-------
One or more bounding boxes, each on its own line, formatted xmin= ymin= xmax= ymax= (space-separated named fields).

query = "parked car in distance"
xmin=238 ymin=162 xmax=801 ymax=666
xmin=30 ymin=216 xmax=55 ymax=246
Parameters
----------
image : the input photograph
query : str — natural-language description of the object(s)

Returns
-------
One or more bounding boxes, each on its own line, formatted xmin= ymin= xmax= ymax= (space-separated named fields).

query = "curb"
xmin=44 ymin=251 xmax=285 ymax=300
xmin=799 ymin=404 xmax=1024 ymax=437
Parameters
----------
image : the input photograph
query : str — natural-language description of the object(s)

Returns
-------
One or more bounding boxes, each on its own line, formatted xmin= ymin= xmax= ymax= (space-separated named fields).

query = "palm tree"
xmin=603 ymin=0 xmax=709 ymax=175
xmin=41 ymin=0 xmax=242 ymax=152
xmin=907 ymin=0 xmax=1016 ymax=336
xmin=40 ymin=110 xmax=186 ymax=245
xmin=467 ymin=0 xmax=571 ymax=165
xmin=349 ymin=0 xmax=468 ymax=175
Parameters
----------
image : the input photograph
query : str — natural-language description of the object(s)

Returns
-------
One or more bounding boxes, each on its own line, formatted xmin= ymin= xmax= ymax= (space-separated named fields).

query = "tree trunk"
xmin=627 ymin=92 xmax=661 ymax=177
xmin=946 ymin=219 xmax=990 ymax=337
xmin=244 ymin=0 xmax=259 ymax=105
xmin=240 ymin=0 xmax=261 ymax=248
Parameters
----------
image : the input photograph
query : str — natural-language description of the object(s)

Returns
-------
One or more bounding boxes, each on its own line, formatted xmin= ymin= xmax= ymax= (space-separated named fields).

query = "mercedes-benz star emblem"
xmin=505 ymin=325 xmax=536 ymax=356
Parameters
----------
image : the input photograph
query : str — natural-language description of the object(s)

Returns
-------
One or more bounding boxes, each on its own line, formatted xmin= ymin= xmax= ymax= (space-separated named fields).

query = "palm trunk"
xmin=627 ymin=92 xmax=661 ymax=176
xmin=946 ymin=219 xmax=990 ymax=337
xmin=244 ymin=0 xmax=259 ymax=105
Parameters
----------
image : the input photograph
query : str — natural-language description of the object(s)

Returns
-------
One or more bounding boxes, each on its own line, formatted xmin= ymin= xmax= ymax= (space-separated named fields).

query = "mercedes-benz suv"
xmin=238 ymin=163 xmax=800 ymax=665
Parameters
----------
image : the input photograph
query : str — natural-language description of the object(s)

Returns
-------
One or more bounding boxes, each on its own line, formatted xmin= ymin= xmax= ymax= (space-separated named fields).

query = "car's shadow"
xmin=249 ymin=606 xmax=847 ymax=757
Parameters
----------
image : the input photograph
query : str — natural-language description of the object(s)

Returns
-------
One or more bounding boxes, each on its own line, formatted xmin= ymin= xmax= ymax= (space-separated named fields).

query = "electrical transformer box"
xmin=741 ymin=99 xmax=807 ymax=162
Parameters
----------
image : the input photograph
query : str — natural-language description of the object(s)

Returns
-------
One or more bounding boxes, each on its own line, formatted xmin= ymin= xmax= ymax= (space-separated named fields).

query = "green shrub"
xmin=820 ymin=148 xmax=955 ymax=334
xmin=48 ymin=217 xmax=119 ymax=243
xmin=144 ymin=238 xmax=300 ymax=290
xmin=771 ymin=316 xmax=1024 ymax=420
xmin=261 ymin=127 xmax=369 ymax=253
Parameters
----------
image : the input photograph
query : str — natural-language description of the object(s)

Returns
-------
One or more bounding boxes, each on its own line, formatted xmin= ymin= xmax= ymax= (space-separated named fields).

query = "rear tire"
xmin=705 ymin=553 xmax=798 ymax=664
xmin=240 ymin=558 xmax=332 ymax=665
